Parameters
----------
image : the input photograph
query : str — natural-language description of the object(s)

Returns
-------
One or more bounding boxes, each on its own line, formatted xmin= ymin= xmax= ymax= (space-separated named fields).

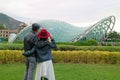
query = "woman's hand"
xmin=50 ymin=33 xmax=53 ymax=39
xmin=48 ymin=37 xmax=52 ymax=43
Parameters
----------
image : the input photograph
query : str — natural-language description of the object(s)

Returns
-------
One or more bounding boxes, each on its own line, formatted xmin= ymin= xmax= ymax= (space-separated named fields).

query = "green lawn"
xmin=0 ymin=63 xmax=120 ymax=80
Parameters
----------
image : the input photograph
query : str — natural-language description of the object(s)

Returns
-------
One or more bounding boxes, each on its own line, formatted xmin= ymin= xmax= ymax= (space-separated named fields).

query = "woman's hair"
xmin=40 ymin=38 xmax=48 ymax=41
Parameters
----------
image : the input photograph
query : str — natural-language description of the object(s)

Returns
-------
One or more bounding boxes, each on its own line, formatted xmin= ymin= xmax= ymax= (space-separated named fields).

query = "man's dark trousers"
xmin=24 ymin=57 xmax=36 ymax=80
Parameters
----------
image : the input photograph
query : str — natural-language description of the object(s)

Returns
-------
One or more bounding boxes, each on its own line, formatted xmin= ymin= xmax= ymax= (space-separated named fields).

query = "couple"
xmin=23 ymin=23 xmax=56 ymax=80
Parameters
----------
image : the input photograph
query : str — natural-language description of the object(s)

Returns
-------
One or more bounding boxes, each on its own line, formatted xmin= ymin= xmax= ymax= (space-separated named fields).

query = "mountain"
xmin=0 ymin=13 xmax=23 ymax=30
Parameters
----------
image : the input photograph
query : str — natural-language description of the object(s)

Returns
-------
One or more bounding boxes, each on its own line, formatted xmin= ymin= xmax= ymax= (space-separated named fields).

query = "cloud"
xmin=0 ymin=0 xmax=120 ymax=32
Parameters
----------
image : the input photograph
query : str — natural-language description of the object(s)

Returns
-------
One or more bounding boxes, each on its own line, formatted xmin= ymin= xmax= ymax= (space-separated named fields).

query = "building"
xmin=0 ymin=29 xmax=18 ymax=38
xmin=9 ymin=16 xmax=115 ymax=43
xmin=0 ymin=22 xmax=27 ymax=39
xmin=0 ymin=29 xmax=9 ymax=38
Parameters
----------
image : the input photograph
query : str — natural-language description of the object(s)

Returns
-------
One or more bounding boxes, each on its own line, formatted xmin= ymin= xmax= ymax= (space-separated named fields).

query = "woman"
xmin=23 ymin=28 xmax=57 ymax=80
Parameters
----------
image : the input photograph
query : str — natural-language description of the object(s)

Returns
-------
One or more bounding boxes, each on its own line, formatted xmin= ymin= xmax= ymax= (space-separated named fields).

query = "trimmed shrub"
xmin=0 ymin=50 xmax=25 ymax=64
xmin=1 ymin=44 xmax=120 ymax=52
xmin=0 ymin=50 xmax=120 ymax=64
xmin=57 ymin=39 xmax=98 ymax=46
xmin=0 ymin=44 xmax=23 ymax=50
xmin=53 ymin=51 xmax=120 ymax=64
xmin=86 ymin=39 xmax=98 ymax=46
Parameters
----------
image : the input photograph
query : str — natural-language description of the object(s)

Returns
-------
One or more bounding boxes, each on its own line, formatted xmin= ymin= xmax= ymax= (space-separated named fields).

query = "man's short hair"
xmin=32 ymin=23 xmax=40 ymax=31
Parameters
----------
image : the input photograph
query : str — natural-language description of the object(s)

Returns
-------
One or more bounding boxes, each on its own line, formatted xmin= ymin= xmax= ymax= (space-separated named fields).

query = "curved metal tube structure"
xmin=71 ymin=16 xmax=115 ymax=42
xmin=9 ymin=16 xmax=115 ymax=43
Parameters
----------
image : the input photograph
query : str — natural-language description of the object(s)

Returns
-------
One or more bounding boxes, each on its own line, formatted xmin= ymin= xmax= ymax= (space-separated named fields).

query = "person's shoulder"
xmin=27 ymin=32 xmax=36 ymax=37
xmin=24 ymin=32 xmax=31 ymax=38
xmin=24 ymin=32 xmax=34 ymax=40
xmin=24 ymin=33 xmax=28 ymax=38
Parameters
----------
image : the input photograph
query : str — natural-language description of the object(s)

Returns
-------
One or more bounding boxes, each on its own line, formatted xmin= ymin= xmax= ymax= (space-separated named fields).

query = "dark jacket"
xmin=36 ymin=39 xmax=57 ymax=62
xmin=23 ymin=38 xmax=57 ymax=62
xmin=24 ymin=31 xmax=37 ymax=57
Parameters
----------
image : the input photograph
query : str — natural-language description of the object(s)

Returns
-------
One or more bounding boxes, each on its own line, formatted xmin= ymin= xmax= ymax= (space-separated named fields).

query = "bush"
xmin=13 ymin=40 xmax=23 ymax=44
xmin=53 ymin=51 xmax=120 ymax=64
xmin=1 ymin=43 xmax=120 ymax=52
xmin=0 ymin=50 xmax=25 ymax=64
xmin=0 ymin=44 xmax=23 ymax=50
xmin=0 ymin=50 xmax=120 ymax=64
xmin=56 ymin=45 xmax=120 ymax=52
xmin=57 ymin=39 xmax=98 ymax=46
xmin=86 ymin=39 xmax=98 ymax=46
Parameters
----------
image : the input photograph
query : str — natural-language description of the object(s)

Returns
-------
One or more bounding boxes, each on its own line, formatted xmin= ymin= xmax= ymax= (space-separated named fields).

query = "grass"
xmin=0 ymin=63 xmax=120 ymax=80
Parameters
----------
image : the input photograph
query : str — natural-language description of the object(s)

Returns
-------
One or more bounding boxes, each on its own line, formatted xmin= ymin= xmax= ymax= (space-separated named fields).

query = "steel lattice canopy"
xmin=10 ymin=16 xmax=115 ymax=42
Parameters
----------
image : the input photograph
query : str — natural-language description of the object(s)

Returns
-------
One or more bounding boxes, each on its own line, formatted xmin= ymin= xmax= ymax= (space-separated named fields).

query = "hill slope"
xmin=0 ymin=13 xmax=23 ymax=30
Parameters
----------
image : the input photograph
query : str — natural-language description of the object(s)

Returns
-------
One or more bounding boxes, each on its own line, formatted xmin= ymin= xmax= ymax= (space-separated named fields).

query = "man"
xmin=23 ymin=23 xmax=40 ymax=80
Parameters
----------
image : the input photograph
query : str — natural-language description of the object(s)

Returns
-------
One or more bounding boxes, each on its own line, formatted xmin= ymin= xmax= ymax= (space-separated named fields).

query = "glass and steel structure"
xmin=9 ymin=16 xmax=115 ymax=42
xmin=72 ymin=16 xmax=115 ymax=42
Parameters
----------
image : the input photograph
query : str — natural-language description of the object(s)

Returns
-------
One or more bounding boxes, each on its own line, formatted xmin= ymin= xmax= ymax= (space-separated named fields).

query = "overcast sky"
xmin=0 ymin=0 xmax=120 ymax=32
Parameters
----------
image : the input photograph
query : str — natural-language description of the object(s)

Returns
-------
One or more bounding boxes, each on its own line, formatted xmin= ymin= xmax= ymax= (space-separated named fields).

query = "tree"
xmin=0 ymin=24 xmax=8 ymax=29
xmin=107 ymin=31 xmax=120 ymax=41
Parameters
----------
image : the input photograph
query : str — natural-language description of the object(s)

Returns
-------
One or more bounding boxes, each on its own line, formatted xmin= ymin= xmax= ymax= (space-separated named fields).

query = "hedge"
xmin=1 ymin=44 xmax=120 ymax=52
xmin=0 ymin=50 xmax=120 ymax=64
xmin=0 ymin=50 xmax=24 ymax=64
xmin=57 ymin=39 xmax=98 ymax=46
xmin=57 ymin=45 xmax=120 ymax=51
xmin=0 ymin=44 xmax=23 ymax=50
